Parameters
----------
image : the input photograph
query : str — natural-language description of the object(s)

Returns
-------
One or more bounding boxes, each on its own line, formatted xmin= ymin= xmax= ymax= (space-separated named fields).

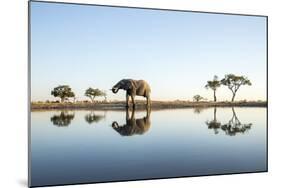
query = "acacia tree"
xmin=50 ymin=111 xmax=75 ymax=127
xmin=193 ymin=95 xmax=204 ymax=102
xmin=85 ymin=112 xmax=105 ymax=124
xmin=206 ymin=107 xmax=221 ymax=134
xmin=221 ymin=74 xmax=251 ymax=102
xmin=101 ymin=90 xmax=107 ymax=101
xmin=51 ymin=85 xmax=75 ymax=103
xmin=205 ymin=75 xmax=221 ymax=102
xmin=85 ymin=87 xmax=103 ymax=103
xmin=221 ymin=108 xmax=252 ymax=136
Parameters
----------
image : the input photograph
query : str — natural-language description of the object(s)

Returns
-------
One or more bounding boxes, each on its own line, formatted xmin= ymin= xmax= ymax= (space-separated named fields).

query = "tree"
xmin=206 ymin=107 xmax=221 ymax=134
xmin=51 ymin=85 xmax=75 ymax=103
xmin=205 ymin=75 xmax=221 ymax=102
xmin=221 ymin=108 xmax=252 ymax=136
xmin=193 ymin=95 xmax=204 ymax=102
xmin=85 ymin=87 xmax=103 ymax=103
xmin=85 ymin=112 xmax=105 ymax=124
xmin=193 ymin=107 xmax=205 ymax=114
xmin=221 ymin=74 xmax=252 ymax=102
xmin=101 ymin=90 xmax=107 ymax=101
xmin=50 ymin=111 xmax=75 ymax=127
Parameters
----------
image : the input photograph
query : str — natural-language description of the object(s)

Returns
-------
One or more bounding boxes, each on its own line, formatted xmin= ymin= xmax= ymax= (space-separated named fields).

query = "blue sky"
xmin=31 ymin=1 xmax=267 ymax=101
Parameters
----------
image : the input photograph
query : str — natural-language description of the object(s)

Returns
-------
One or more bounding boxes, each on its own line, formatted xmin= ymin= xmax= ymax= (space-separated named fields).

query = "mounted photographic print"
xmin=29 ymin=0 xmax=268 ymax=187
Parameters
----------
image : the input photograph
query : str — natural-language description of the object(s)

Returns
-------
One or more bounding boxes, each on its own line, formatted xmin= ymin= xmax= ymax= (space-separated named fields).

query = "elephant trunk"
xmin=112 ymin=121 xmax=119 ymax=128
xmin=111 ymin=87 xmax=119 ymax=94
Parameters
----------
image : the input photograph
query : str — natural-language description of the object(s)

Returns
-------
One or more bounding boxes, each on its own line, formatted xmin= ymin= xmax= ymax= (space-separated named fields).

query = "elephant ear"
xmin=124 ymin=80 xmax=135 ymax=90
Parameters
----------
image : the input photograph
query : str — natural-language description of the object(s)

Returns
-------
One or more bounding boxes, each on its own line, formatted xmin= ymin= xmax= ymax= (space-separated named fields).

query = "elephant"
xmin=111 ymin=79 xmax=151 ymax=108
xmin=111 ymin=108 xmax=151 ymax=136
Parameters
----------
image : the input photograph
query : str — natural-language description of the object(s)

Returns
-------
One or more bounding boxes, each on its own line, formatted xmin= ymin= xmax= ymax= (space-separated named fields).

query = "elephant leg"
xmin=126 ymin=93 xmax=129 ymax=108
xmin=146 ymin=106 xmax=151 ymax=119
xmin=146 ymin=95 xmax=151 ymax=108
xmin=126 ymin=108 xmax=129 ymax=121
xmin=131 ymin=95 xmax=135 ymax=108
xmin=131 ymin=107 xmax=135 ymax=119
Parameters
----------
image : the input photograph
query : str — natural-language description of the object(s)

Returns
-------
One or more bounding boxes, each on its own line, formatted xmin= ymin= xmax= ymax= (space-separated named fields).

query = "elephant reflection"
xmin=206 ymin=107 xmax=221 ymax=134
xmin=50 ymin=111 xmax=75 ymax=127
xmin=111 ymin=108 xmax=151 ymax=136
xmin=221 ymin=108 xmax=252 ymax=136
xmin=85 ymin=111 xmax=105 ymax=124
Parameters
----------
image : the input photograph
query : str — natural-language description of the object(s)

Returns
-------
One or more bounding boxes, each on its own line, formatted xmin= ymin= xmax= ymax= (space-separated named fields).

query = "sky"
xmin=30 ymin=1 xmax=267 ymax=102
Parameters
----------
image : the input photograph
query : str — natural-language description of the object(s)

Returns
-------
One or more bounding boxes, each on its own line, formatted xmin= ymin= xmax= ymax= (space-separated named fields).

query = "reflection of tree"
xmin=206 ymin=107 xmax=221 ymax=134
xmin=112 ymin=108 xmax=151 ymax=136
xmin=193 ymin=107 xmax=205 ymax=114
xmin=50 ymin=111 xmax=75 ymax=127
xmin=221 ymin=108 xmax=252 ymax=136
xmin=85 ymin=112 xmax=105 ymax=124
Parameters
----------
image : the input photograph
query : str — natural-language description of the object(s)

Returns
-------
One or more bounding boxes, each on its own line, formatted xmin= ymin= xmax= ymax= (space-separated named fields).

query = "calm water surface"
xmin=31 ymin=107 xmax=267 ymax=186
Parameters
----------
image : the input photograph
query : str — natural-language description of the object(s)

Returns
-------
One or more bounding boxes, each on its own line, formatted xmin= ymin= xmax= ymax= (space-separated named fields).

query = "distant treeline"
xmin=35 ymin=73 xmax=255 ymax=104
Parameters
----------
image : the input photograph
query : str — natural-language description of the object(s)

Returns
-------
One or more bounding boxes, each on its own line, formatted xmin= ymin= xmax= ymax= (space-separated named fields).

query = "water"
xmin=30 ymin=107 xmax=267 ymax=187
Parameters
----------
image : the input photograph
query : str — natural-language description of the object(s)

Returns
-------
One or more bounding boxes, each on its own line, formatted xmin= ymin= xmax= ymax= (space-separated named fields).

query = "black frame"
xmin=28 ymin=0 xmax=268 ymax=187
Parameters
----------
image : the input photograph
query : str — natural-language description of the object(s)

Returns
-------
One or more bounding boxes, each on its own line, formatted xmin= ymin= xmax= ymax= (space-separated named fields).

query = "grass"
xmin=31 ymin=100 xmax=267 ymax=111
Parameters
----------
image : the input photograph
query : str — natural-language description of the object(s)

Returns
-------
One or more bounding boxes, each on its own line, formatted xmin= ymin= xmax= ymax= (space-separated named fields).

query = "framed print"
xmin=29 ymin=0 xmax=268 ymax=187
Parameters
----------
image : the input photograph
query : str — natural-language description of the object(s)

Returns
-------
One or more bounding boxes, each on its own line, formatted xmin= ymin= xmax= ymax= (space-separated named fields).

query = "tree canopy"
xmin=205 ymin=75 xmax=221 ymax=102
xmin=221 ymin=108 xmax=252 ymax=136
xmin=51 ymin=85 xmax=75 ymax=103
xmin=206 ymin=108 xmax=221 ymax=134
xmin=193 ymin=95 xmax=204 ymax=102
xmin=85 ymin=87 xmax=106 ymax=103
xmin=85 ymin=112 xmax=105 ymax=124
xmin=221 ymin=74 xmax=251 ymax=102
xmin=50 ymin=111 xmax=75 ymax=127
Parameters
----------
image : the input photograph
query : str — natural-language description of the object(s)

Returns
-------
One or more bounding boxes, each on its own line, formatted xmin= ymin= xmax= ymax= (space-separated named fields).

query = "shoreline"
xmin=31 ymin=101 xmax=267 ymax=111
